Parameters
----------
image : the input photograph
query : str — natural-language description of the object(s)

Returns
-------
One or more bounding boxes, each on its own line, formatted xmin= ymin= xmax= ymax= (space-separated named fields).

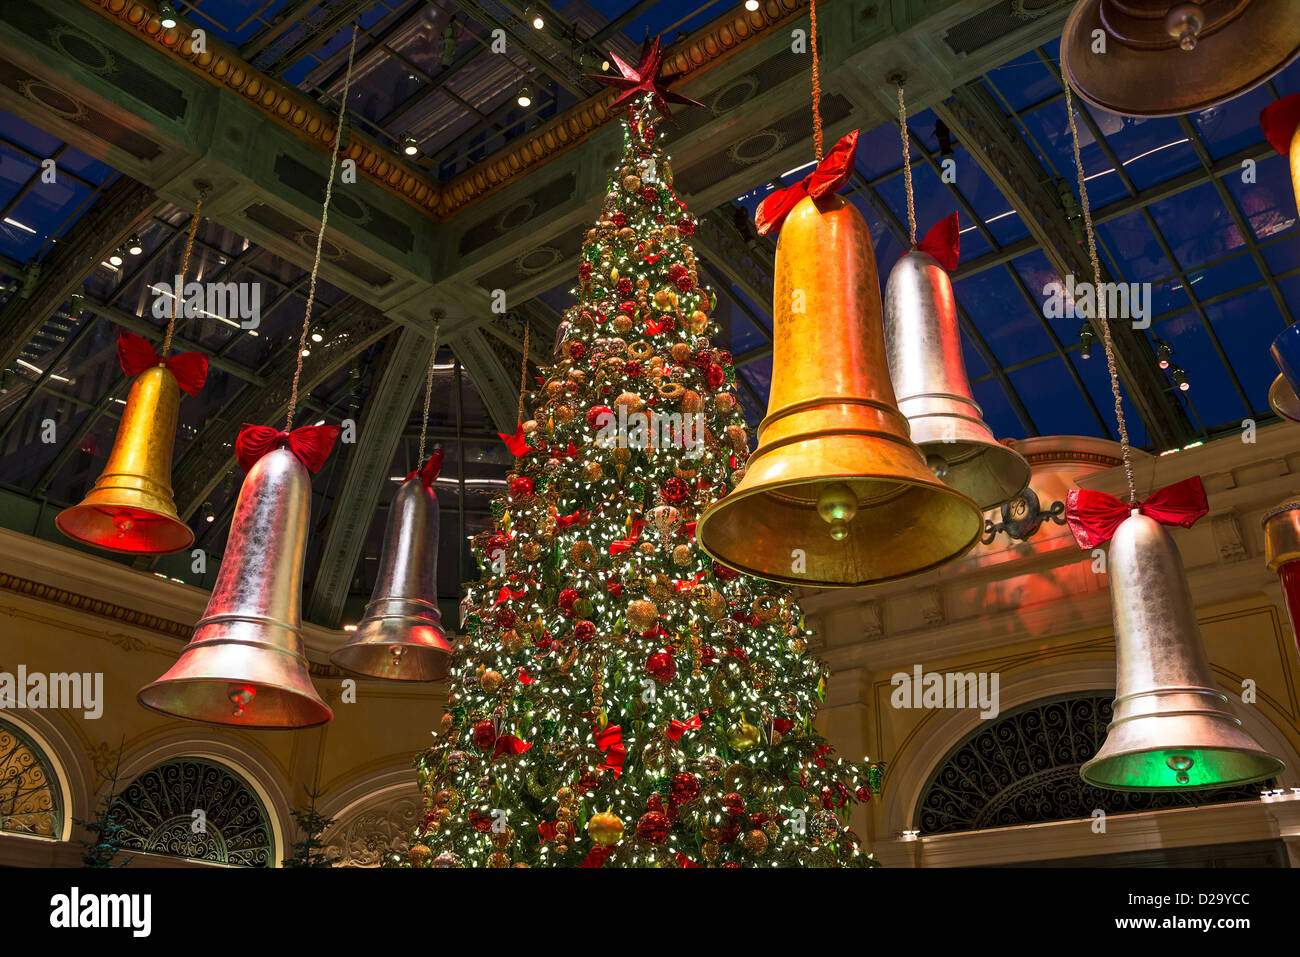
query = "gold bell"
xmin=1081 ymin=511 xmax=1283 ymax=789
xmin=883 ymin=248 xmax=1030 ymax=510
xmin=56 ymin=365 xmax=193 ymax=554
xmin=1061 ymin=0 xmax=1300 ymax=118
xmin=695 ymin=194 xmax=982 ymax=587
xmin=330 ymin=467 xmax=452 ymax=681
xmin=138 ymin=446 xmax=331 ymax=729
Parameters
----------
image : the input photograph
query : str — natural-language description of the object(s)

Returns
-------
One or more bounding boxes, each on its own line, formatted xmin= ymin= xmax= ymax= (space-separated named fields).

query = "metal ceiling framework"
xmin=0 ymin=0 xmax=1295 ymax=626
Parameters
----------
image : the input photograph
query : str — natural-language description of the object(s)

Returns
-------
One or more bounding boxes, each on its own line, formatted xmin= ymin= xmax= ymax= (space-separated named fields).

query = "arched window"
xmin=109 ymin=758 xmax=275 ymax=867
xmin=915 ymin=692 xmax=1271 ymax=834
xmin=0 ymin=718 xmax=63 ymax=839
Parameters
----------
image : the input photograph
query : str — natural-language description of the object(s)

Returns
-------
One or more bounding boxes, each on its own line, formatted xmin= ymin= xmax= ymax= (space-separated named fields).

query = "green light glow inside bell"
xmin=1083 ymin=748 xmax=1281 ymax=791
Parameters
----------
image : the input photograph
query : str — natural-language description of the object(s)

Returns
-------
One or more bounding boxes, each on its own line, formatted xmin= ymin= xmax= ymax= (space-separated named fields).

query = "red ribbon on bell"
xmin=1064 ymin=475 xmax=1208 ymax=550
xmin=406 ymin=448 xmax=444 ymax=486
xmin=117 ymin=331 xmax=208 ymax=396
xmin=914 ymin=213 xmax=960 ymax=272
xmin=754 ymin=130 xmax=859 ymax=236
xmin=1261 ymin=94 xmax=1300 ymax=158
xmin=235 ymin=423 xmax=340 ymax=474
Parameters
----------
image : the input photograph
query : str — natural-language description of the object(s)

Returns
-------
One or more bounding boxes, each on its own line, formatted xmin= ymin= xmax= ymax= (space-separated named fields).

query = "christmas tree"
xmin=408 ymin=62 xmax=876 ymax=868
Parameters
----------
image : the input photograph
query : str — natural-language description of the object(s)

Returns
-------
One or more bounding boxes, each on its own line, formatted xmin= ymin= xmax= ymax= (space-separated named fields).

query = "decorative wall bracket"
xmin=981 ymin=487 xmax=1066 ymax=545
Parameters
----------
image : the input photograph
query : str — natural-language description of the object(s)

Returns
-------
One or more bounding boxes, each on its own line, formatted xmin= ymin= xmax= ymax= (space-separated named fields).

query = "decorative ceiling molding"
xmin=75 ymin=0 xmax=809 ymax=221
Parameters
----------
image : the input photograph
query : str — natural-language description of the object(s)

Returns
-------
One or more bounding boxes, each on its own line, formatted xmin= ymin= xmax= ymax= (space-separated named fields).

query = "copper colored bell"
xmin=1081 ymin=511 xmax=1283 ymax=789
xmin=138 ymin=447 xmax=331 ymax=729
xmin=695 ymin=194 xmax=982 ymax=587
xmin=1263 ymin=497 xmax=1300 ymax=652
xmin=330 ymin=473 xmax=451 ymax=680
xmin=56 ymin=365 xmax=193 ymax=554
xmin=883 ymin=249 xmax=1030 ymax=510
xmin=1061 ymin=0 xmax=1300 ymax=118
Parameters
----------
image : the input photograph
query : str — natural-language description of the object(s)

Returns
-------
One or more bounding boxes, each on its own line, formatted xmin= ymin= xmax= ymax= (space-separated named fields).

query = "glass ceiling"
xmin=0 ymin=6 xmax=1297 ymax=624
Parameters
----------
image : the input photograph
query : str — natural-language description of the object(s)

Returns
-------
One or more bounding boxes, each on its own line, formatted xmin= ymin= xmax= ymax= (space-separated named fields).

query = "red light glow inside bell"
xmin=228 ymin=685 xmax=256 ymax=718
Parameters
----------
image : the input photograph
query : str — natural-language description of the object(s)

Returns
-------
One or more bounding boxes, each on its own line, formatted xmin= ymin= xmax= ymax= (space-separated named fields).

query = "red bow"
xmin=682 ymin=521 xmax=697 ymax=541
xmin=754 ymin=130 xmax=859 ymax=236
xmin=491 ymin=735 xmax=532 ymax=759
xmin=580 ymin=846 xmax=614 ymax=868
xmin=674 ymin=852 xmax=700 ymax=868
xmin=1065 ymin=475 xmax=1208 ymax=549
xmin=665 ymin=710 xmax=711 ymax=742
xmin=494 ymin=585 xmax=526 ymax=606
xmin=517 ymin=667 xmax=534 ymax=685
xmin=405 ymin=449 xmax=443 ymax=486
xmin=499 ymin=424 xmax=529 ymax=456
xmin=673 ymin=571 xmax=707 ymax=593
xmin=594 ymin=722 xmax=625 ymax=778
xmin=645 ymin=318 xmax=667 ymax=335
xmin=556 ymin=510 xmax=587 ymax=531
xmin=235 ymin=423 xmax=339 ymax=474
xmin=1261 ymin=94 xmax=1300 ymax=158
xmin=609 ymin=520 xmax=647 ymax=554
xmin=117 ymin=332 xmax=208 ymax=396
xmin=914 ymin=213 xmax=960 ymax=272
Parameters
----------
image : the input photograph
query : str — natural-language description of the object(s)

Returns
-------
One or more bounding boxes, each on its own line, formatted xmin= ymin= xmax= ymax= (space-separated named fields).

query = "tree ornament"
xmin=670 ymin=772 xmax=700 ymax=805
xmin=637 ymin=810 xmax=670 ymax=844
xmin=743 ymin=829 xmax=768 ymax=856
xmin=588 ymin=809 xmax=625 ymax=846
xmin=726 ymin=716 xmax=762 ymax=752
xmin=432 ymin=851 xmax=462 ymax=868
xmin=646 ymin=649 xmax=677 ymax=683
xmin=627 ymin=598 xmax=658 ymax=632
xmin=408 ymin=843 xmax=432 ymax=866
xmin=480 ymin=669 xmax=503 ymax=692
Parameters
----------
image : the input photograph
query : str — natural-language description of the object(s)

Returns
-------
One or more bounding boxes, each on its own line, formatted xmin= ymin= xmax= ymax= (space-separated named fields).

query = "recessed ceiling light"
xmin=126 ymin=234 xmax=143 ymax=255
xmin=401 ymin=134 xmax=419 ymax=156
xmin=744 ymin=0 xmax=760 ymax=10
xmin=159 ymin=2 xmax=177 ymax=28
xmin=108 ymin=248 xmax=124 ymax=267
xmin=517 ymin=81 xmax=534 ymax=108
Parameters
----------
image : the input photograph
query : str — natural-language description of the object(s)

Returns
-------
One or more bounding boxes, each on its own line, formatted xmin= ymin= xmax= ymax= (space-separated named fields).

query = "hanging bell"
xmin=138 ymin=439 xmax=333 ymax=729
xmin=696 ymin=190 xmax=982 ymax=587
xmin=56 ymin=365 xmax=194 ymax=554
xmin=1263 ymin=497 xmax=1300 ymax=652
xmin=1263 ymin=95 xmax=1300 ymax=422
xmin=883 ymin=246 xmax=1030 ymax=510
xmin=1081 ymin=511 xmax=1284 ymax=789
xmin=1060 ymin=0 xmax=1300 ymax=118
xmin=330 ymin=454 xmax=451 ymax=681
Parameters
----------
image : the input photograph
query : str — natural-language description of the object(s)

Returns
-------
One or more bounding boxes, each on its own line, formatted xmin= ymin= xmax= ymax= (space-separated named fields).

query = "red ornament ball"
xmin=612 ymin=211 xmax=627 ymax=227
xmin=668 ymin=263 xmax=688 ymax=280
xmin=699 ymin=645 xmax=718 ymax=667
xmin=639 ymin=186 xmax=658 ymax=204
xmin=586 ymin=404 xmax=613 ymax=429
xmin=509 ymin=476 xmax=535 ymax=499
xmin=473 ymin=721 xmax=496 ymax=751
xmin=578 ymin=263 xmax=592 ymax=279
xmin=675 ymin=275 xmax=695 ymax=294
xmin=661 ymin=477 xmax=690 ymax=504
xmin=573 ymin=620 xmax=596 ymax=643
xmin=616 ymin=277 xmax=634 ymax=296
xmin=677 ymin=218 xmax=696 ymax=236
xmin=856 ymin=786 xmax=872 ymax=803
xmin=623 ymin=360 xmax=642 ymax=378
xmin=558 ymin=588 xmax=581 ymax=616
xmin=722 ymin=792 xmax=745 ymax=816
xmin=493 ymin=607 xmax=516 ymax=629
xmin=670 ymin=773 xmax=700 ymax=805
xmin=637 ymin=810 xmax=670 ymax=844
xmin=646 ymin=650 xmax=677 ymax=684
xmin=568 ymin=342 xmax=587 ymax=361
xmin=705 ymin=364 xmax=725 ymax=389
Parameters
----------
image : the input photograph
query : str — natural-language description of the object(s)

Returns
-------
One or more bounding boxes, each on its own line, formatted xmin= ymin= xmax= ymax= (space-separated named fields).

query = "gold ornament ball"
xmin=662 ymin=224 xmax=679 ymax=241
xmin=408 ymin=843 xmax=432 ymax=867
xmin=701 ymin=841 xmax=720 ymax=862
xmin=618 ymin=227 xmax=636 ymax=243
xmin=554 ymin=404 xmax=574 ymax=423
xmin=522 ymin=419 xmax=539 ymax=433
xmin=612 ymin=314 xmax=633 ymax=334
xmin=672 ymin=543 xmax=694 ymax=566
xmin=637 ymin=540 xmax=656 ymax=556
xmin=491 ymin=826 xmax=515 ymax=849
xmin=521 ymin=541 xmax=542 ymax=561
xmin=488 ymin=851 xmax=511 ymax=868
xmin=689 ymin=310 xmax=709 ymax=334
xmin=744 ymin=829 xmax=768 ymax=856
xmin=436 ymin=788 xmax=459 ymax=809
xmin=680 ymin=389 xmax=703 ymax=413
xmin=556 ymin=786 xmax=575 ymax=805
xmin=587 ymin=810 xmax=625 ymax=846
xmin=654 ymin=289 xmax=673 ymax=309
xmin=512 ymin=862 xmax=530 ymax=868
xmin=614 ymin=391 xmax=644 ymax=414
xmin=480 ymin=669 xmax=503 ymax=692
xmin=556 ymin=805 xmax=575 ymax=822
xmin=623 ymin=174 xmax=642 ymax=191
xmin=627 ymin=599 xmax=659 ymax=632
xmin=581 ymin=460 xmax=604 ymax=482
xmin=727 ymin=716 xmax=763 ymax=752
xmin=670 ymin=342 xmax=691 ymax=363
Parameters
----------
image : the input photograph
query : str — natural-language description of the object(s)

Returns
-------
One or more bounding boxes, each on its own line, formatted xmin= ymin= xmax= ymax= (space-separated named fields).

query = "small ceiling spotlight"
xmin=159 ymin=2 xmax=178 ymax=29
xmin=202 ymin=501 xmax=215 ymax=523
xmin=1078 ymin=322 xmax=1095 ymax=360
xmin=126 ymin=234 xmax=143 ymax=256
xmin=1171 ymin=364 xmax=1189 ymax=391
xmin=526 ymin=5 xmax=544 ymax=29
xmin=744 ymin=0 xmax=760 ymax=10
xmin=301 ymin=347 xmax=311 ymax=357
xmin=311 ymin=329 xmax=324 ymax=343
xmin=1156 ymin=339 xmax=1173 ymax=369
xmin=517 ymin=81 xmax=535 ymax=108
xmin=401 ymin=134 xmax=420 ymax=156
xmin=108 ymin=247 xmax=124 ymax=267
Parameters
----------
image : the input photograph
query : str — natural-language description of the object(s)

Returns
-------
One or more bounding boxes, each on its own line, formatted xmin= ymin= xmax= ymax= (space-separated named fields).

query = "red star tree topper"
xmin=587 ymin=35 xmax=705 ymax=122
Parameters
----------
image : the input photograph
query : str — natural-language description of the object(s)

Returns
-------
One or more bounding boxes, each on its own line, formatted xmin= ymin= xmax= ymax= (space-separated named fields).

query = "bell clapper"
xmin=228 ymin=686 xmax=255 ymax=718
xmin=115 ymin=515 xmax=134 ymax=537
xmin=1164 ymin=2 xmax=1205 ymax=51
xmin=926 ymin=453 xmax=949 ymax=480
xmin=390 ymin=645 xmax=407 ymax=667
xmin=1166 ymin=753 xmax=1194 ymax=785
xmin=816 ymin=483 xmax=858 ymax=541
